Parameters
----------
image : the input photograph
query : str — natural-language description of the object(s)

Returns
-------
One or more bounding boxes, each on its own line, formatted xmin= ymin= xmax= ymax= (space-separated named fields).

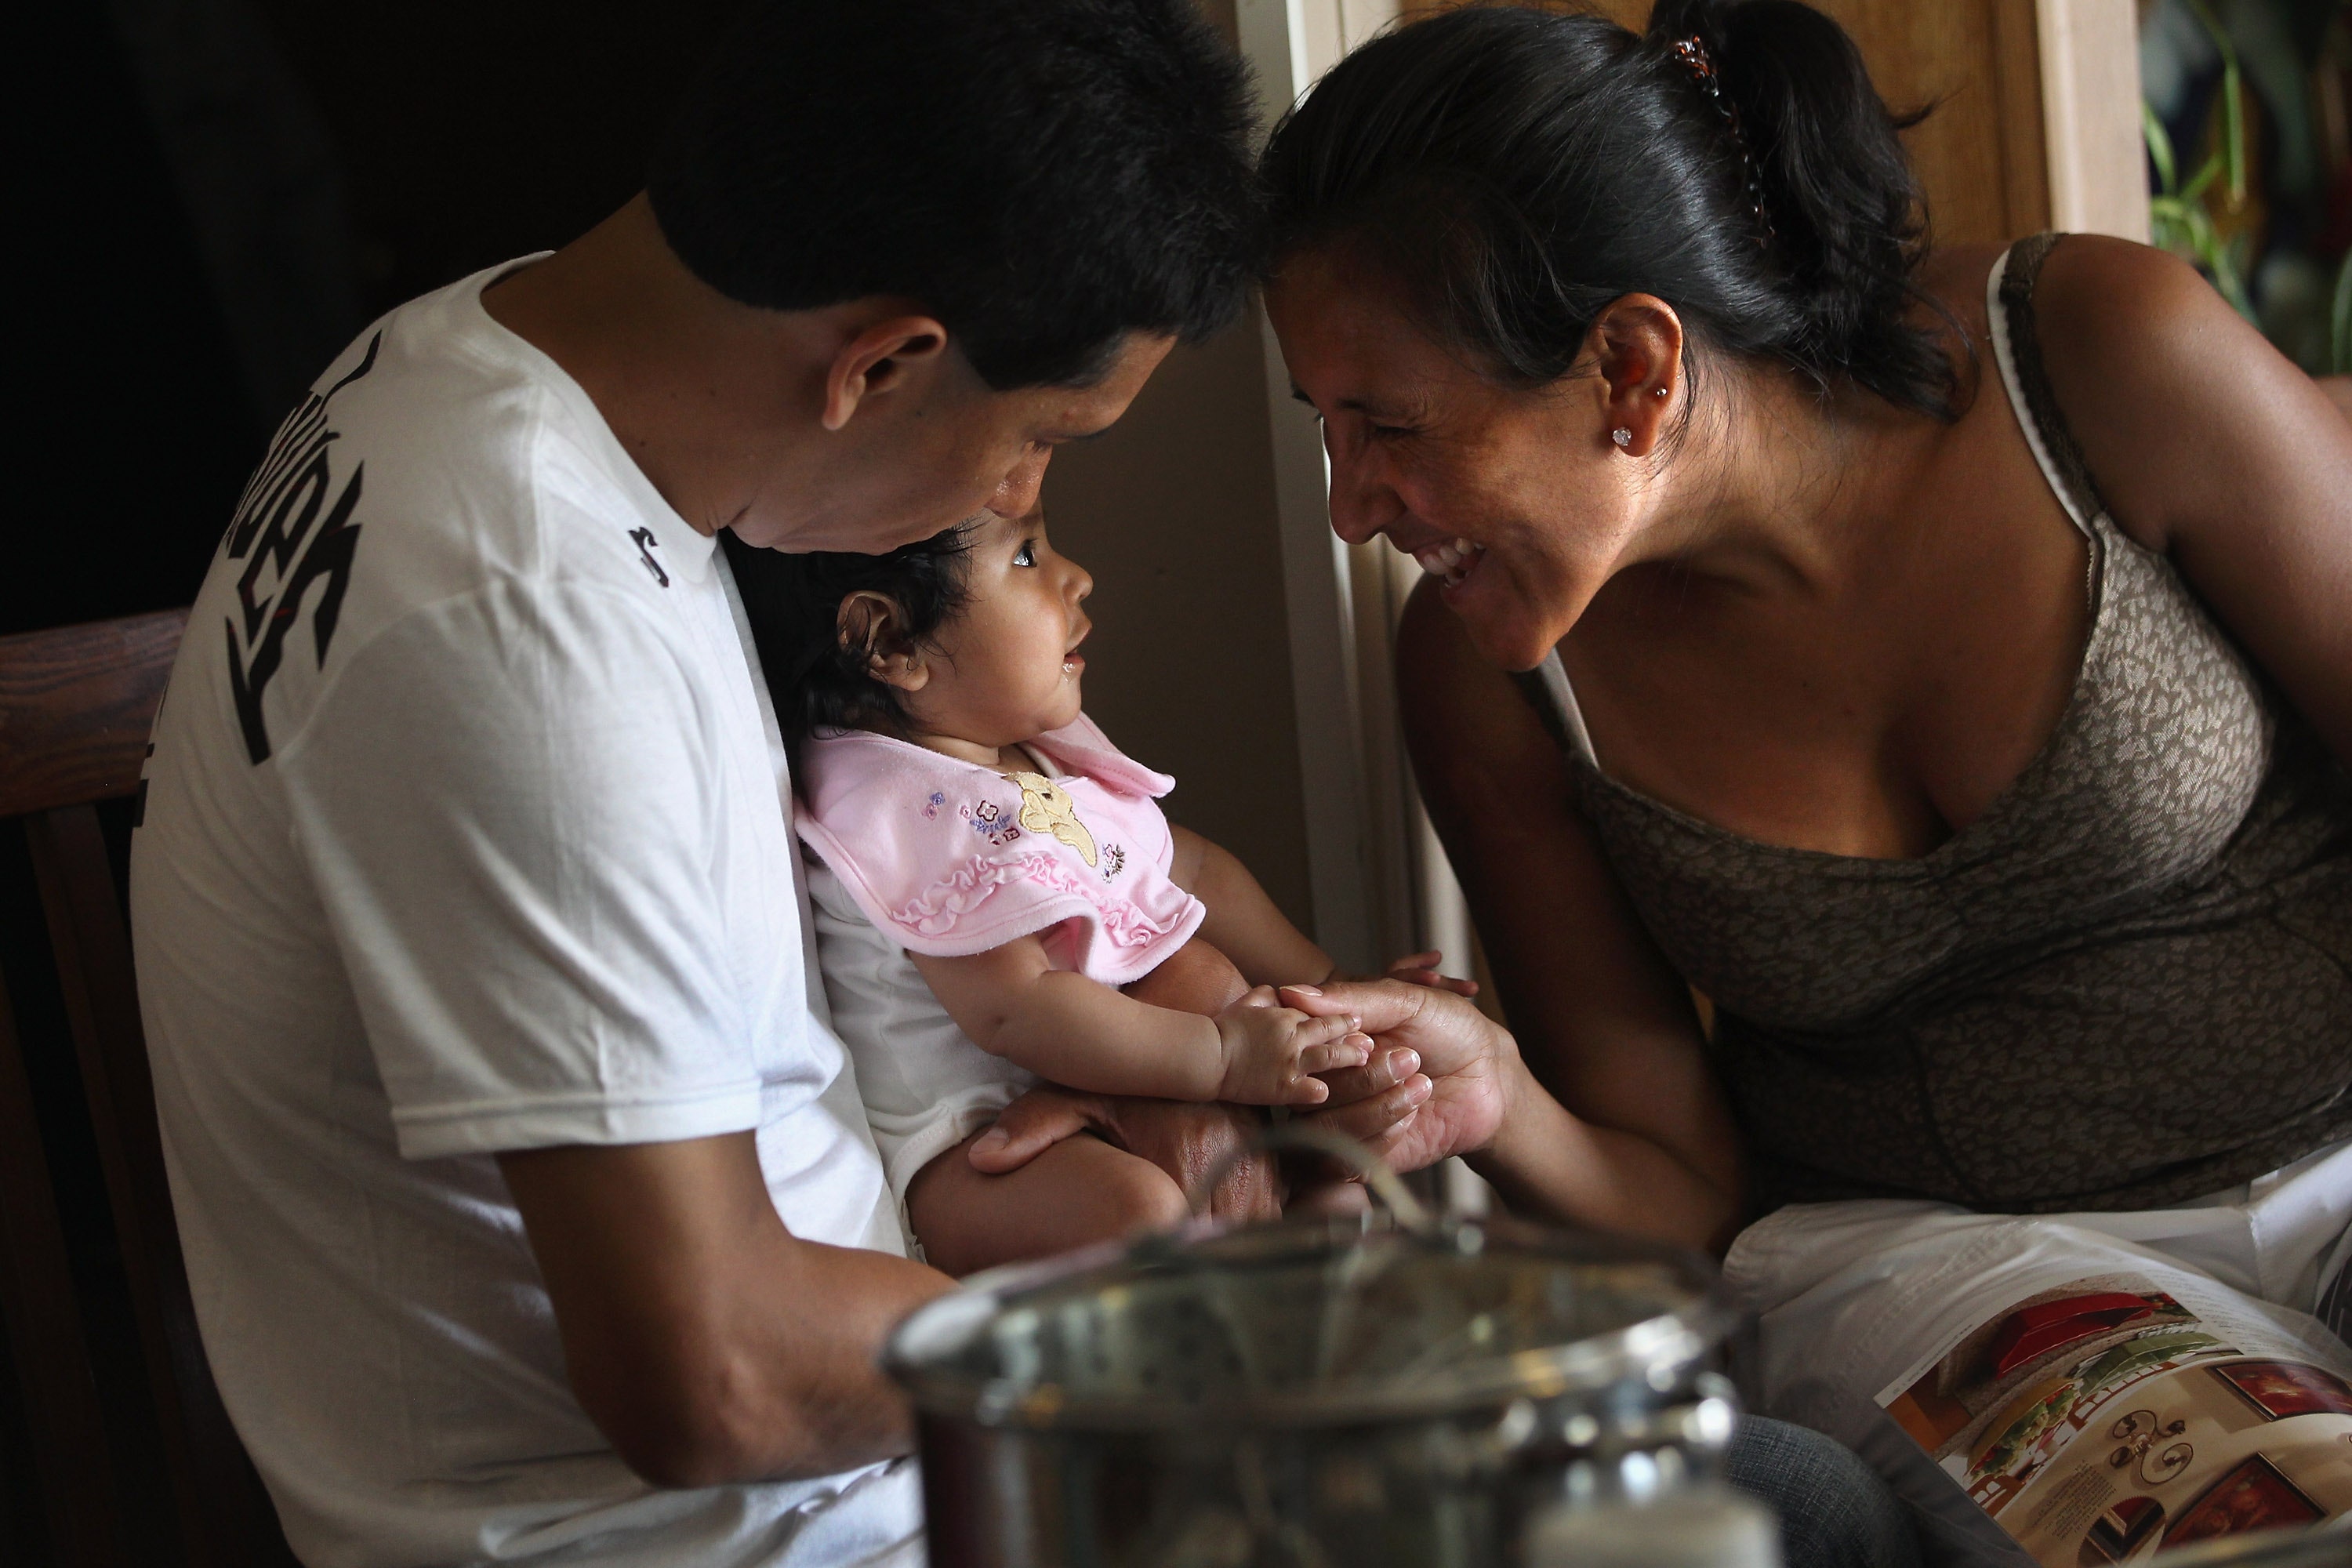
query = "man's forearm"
xmin=500 ymin=1135 xmax=955 ymax=1489
xmin=685 ymin=1236 xmax=954 ymax=1483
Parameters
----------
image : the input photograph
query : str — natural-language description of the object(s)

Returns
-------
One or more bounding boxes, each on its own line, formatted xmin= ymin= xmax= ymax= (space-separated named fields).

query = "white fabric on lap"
xmin=1730 ymin=1138 xmax=2352 ymax=1566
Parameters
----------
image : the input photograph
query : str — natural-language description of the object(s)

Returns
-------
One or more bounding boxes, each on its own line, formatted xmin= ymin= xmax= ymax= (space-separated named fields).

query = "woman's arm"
xmin=1167 ymin=825 xmax=1337 ymax=986
xmin=2038 ymin=239 xmax=2352 ymax=766
xmin=909 ymin=935 xmax=1367 ymax=1104
xmin=1366 ymin=579 xmax=1745 ymax=1249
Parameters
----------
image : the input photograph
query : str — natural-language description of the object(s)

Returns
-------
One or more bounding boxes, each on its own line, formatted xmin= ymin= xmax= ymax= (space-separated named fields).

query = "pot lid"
xmin=884 ymin=1214 xmax=1733 ymax=1430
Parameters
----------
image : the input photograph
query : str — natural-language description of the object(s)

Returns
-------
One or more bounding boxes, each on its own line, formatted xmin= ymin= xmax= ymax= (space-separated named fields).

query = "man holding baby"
xmin=129 ymin=2 xmax=1905 ymax=1566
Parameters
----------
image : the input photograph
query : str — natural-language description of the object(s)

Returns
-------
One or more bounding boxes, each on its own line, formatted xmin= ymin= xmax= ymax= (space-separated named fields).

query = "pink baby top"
xmin=793 ymin=715 xmax=1205 ymax=985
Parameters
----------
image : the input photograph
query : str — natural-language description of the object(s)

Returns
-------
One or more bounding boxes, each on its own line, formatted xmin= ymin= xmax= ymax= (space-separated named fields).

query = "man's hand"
xmin=1279 ymin=979 xmax=1512 ymax=1174
xmin=499 ymin=1133 xmax=952 ymax=1489
xmin=968 ymin=1091 xmax=1286 ymax=1221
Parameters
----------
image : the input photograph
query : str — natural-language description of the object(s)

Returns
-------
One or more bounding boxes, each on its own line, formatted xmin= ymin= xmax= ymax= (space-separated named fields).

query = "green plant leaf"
xmin=2144 ymin=100 xmax=2179 ymax=195
xmin=2212 ymin=229 xmax=2256 ymax=321
xmin=2222 ymin=64 xmax=2246 ymax=206
xmin=2182 ymin=0 xmax=2246 ymax=206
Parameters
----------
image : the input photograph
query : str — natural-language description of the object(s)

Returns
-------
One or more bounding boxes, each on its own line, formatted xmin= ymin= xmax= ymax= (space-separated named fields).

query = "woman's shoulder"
xmin=2024 ymin=234 xmax=2220 ymax=392
xmin=1915 ymin=234 xmax=2204 ymax=341
xmin=2009 ymin=234 xmax=2288 ymax=552
xmin=1913 ymin=236 xmax=2211 ymax=382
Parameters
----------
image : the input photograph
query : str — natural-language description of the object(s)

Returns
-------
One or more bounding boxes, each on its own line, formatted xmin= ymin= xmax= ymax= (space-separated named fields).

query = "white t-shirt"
xmin=129 ymin=260 xmax=919 ymax=1568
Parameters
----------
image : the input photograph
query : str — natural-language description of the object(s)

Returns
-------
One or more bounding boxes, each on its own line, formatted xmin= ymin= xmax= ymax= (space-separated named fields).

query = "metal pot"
xmin=885 ymin=1196 xmax=1740 ymax=1568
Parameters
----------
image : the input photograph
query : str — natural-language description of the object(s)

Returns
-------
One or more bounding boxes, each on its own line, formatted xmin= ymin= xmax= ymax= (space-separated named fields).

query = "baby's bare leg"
xmin=906 ymin=1130 xmax=1190 ymax=1276
xmin=1123 ymin=935 xmax=1249 ymax=1014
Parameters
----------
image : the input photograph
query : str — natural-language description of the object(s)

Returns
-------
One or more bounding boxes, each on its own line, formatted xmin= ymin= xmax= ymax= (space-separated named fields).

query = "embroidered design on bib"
xmin=1005 ymin=771 xmax=1097 ymax=866
xmin=958 ymin=798 xmax=1021 ymax=848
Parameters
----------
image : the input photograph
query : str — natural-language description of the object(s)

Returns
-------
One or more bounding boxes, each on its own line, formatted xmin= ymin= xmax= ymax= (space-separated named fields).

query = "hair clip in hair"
xmin=1668 ymin=34 xmax=1776 ymax=248
xmin=1668 ymin=35 xmax=1717 ymax=85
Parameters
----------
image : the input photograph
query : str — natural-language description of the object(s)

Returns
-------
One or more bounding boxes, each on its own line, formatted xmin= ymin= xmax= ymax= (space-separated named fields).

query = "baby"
xmin=734 ymin=505 xmax=1459 ymax=1274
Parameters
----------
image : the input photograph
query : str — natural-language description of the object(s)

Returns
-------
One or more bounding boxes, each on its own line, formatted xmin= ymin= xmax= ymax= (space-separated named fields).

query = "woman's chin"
xmin=1443 ymin=572 xmax=1555 ymax=669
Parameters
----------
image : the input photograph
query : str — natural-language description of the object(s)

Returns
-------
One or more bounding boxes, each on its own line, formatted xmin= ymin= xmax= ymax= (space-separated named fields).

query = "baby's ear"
xmin=839 ymin=591 xmax=928 ymax=692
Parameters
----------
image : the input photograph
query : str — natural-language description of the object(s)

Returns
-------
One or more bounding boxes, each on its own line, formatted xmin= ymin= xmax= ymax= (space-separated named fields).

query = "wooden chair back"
xmin=0 ymin=608 xmax=297 ymax=1568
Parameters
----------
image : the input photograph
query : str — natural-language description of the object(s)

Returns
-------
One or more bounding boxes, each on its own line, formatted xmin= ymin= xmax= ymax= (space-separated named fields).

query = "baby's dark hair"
xmin=722 ymin=522 xmax=976 ymax=747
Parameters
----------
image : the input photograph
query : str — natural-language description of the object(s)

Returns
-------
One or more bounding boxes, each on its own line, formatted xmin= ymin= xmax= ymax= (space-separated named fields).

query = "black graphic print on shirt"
xmin=221 ymin=334 xmax=378 ymax=764
xmin=630 ymin=527 xmax=669 ymax=588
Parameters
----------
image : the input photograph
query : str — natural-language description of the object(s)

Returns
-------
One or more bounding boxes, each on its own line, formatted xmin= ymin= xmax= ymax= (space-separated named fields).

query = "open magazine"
xmin=1878 ymin=1276 xmax=2352 ymax=1561
xmin=1735 ymin=1205 xmax=2352 ymax=1568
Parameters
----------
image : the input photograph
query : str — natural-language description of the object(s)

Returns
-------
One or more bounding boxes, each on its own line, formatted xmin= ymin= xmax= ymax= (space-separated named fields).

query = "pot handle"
xmin=1186 ymin=1121 xmax=1437 ymax=1235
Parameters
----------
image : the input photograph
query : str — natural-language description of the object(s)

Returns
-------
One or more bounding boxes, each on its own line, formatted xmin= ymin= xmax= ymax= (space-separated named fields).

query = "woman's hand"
xmin=1378 ymin=949 xmax=1480 ymax=999
xmin=1278 ymin=978 xmax=1513 ymax=1174
xmin=1284 ymin=976 xmax=1740 ymax=1250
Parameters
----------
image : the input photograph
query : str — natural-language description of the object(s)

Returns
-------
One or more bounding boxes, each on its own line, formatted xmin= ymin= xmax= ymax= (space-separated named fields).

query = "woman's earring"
xmin=1610 ymin=427 xmax=1634 ymax=448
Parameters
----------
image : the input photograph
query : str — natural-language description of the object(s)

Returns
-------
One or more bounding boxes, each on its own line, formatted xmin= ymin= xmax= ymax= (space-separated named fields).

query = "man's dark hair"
xmin=723 ymin=524 xmax=977 ymax=750
xmin=649 ymin=0 xmax=1263 ymax=390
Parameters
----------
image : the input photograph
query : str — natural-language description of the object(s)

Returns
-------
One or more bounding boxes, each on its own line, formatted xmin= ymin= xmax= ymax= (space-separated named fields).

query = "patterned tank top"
xmin=1517 ymin=234 xmax=2352 ymax=1215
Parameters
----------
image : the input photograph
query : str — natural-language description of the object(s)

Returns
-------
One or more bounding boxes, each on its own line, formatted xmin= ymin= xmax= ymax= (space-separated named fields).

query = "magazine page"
xmin=1878 ymin=1273 xmax=2352 ymax=1561
xmin=1734 ymin=1206 xmax=2352 ymax=1565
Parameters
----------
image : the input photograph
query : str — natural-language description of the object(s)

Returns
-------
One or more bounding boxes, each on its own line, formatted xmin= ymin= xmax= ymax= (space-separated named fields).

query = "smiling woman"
xmin=1259 ymin=0 xmax=2352 ymax=1563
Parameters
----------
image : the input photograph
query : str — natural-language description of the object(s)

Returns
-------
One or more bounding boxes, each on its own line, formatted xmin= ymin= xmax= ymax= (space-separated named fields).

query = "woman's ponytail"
xmin=1261 ymin=0 xmax=1966 ymax=420
xmin=1651 ymin=0 xmax=1957 ymax=414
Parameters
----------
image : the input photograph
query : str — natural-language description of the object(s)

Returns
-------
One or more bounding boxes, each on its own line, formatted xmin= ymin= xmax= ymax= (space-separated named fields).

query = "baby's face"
xmin=909 ymin=507 xmax=1093 ymax=749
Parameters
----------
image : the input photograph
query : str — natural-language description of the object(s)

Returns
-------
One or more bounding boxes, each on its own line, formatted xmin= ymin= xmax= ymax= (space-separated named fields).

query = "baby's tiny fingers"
xmin=1298 ymin=1033 xmax=1374 ymax=1076
xmin=1292 ymin=1010 xmax=1356 ymax=1045
xmin=1283 ymin=1076 xmax=1334 ymax=1105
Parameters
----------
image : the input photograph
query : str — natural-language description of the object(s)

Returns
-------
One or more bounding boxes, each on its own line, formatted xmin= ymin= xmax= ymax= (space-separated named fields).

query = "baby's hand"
xmin=1382 ymin=949 xmax=1479 ymax=998
xmin=1212 ymin=985 xmax=1372 ymax=1105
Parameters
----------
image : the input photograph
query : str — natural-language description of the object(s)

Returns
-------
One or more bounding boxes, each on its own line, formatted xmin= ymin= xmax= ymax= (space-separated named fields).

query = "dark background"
xmin=5 ymin=2 xmax=743 ymax=1557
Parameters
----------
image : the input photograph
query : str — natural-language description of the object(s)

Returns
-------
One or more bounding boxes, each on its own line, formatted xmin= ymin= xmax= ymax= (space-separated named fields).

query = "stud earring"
xmin=1611 ymin=427 xmax=1633 ymax=448
xmin=1654 ymin=387 xmax=1669 ymax=397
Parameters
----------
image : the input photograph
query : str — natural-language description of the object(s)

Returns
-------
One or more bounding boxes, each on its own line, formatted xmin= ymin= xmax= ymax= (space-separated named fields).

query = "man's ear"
xmin=822 ymin=314 xmax=953 ymax=433
xmin=838 ymin=590 xmax=929 ymax=692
